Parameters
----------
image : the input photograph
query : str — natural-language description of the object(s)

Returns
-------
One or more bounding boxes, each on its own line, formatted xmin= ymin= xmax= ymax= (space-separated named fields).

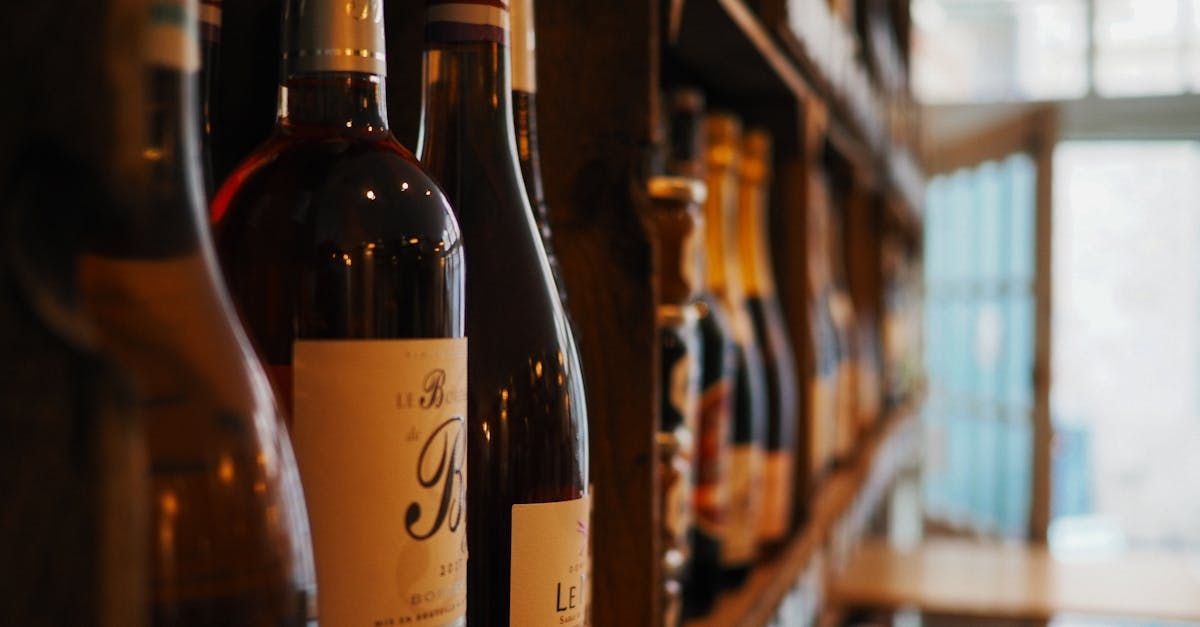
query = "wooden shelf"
xmin=830 ymin=539 xmax=1200 ymax=623
xmin=671 ymin=0 xmax=924 ymax=241
xmin=685 ymin=402 xmax=922 ymax=627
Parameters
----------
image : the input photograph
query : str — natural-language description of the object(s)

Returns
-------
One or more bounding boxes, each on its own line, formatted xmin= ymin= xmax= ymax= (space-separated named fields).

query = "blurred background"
xmin=915 ymin=0 xmax=1200 ymax=556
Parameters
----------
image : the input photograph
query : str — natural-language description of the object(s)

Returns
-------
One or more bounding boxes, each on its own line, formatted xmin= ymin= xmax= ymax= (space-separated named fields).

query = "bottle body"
xmin=77 ymin=2 xmax=317 ymax=624
xmin=737 ymin=130 xmax=800 ymax=548
xmin=682 ymin=297 xmax=737 ymax=619
xmin=703 ymin=114 xmax=768 ymax=586
xmin=418 ymin=6 xmax=590 ymax=625
xmin=212 ymin=2 xmax=468 ymax=625
xmin=647 ymin=177 xmax=707 ymax=627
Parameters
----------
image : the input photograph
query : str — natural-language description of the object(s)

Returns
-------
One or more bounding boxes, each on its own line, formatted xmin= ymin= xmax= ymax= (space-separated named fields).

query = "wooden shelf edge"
xmin=685 ymin=400 xmax=923 ymax=627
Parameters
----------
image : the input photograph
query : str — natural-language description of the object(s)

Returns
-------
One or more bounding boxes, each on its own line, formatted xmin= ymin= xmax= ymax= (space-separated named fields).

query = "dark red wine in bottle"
xmin=74 ymin=1 xmax=316 ymax=624
xmin=418 ymin=3 xmax=590 ymax=625
xmin=511 ymin=0 xmax=568 ymax=305
xmin=211 ymin=1 xmax=468 ymax=625
xmin=736 ymin=130 xmax=800 ymax=549
xmin=703 ymin=113 xmax=769 ymax=588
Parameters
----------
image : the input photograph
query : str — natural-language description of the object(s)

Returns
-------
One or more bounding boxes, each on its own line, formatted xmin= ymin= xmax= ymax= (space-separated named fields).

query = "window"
xmin=914 ymin=0 xmax=1200 ymax=102
xmin=1051 ymin=140 xmax=1200 ymax=553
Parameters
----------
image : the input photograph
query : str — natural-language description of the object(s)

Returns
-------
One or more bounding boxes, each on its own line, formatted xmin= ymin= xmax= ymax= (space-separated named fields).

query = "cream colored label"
xmin=510 ymin=495 xmax=591 ymax=627
xmin=722 ymin=444 xmax=764 ymax=566
xmin=147 ymin=0 xmax=200 ymax=72
xmin=758 ymin=451 xmax=794 ymax=541
xmin=293 ymin=339 xmax=468 ymax=627
xmin=510 ymin=0 xmax=537 ymax=93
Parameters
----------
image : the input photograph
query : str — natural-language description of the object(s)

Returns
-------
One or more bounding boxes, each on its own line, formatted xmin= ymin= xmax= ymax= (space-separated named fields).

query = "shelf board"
xmin=830 ymin=539 xmax=1200 ymax=623
xmin=671 ymin=0 xmax=813 ymax=99
xmin=685 ymin=402 xmax=922 ymax=627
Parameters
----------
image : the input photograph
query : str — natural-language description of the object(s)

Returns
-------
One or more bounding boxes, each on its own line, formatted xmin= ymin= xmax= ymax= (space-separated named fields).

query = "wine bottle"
xmin=511 ymin=0 xmax=568 ymax=305
xmin=736 ymin=130 xmax=800 ymax=548
xmin=211 ymin=1 xmax=468 ymax=625
xmin=647 ymin=176 xmax=707 ymax=627
xmin=668 ymin=89 xmax=736 ymax=621
xmin=807 ymin=173 xmax=840 ymax=482
xmin=703 ymin=113 xmax=769 ymax=587
xmin=417 ymin=3 xmax=590 ymax=625
xmin=76 ymin=1 xmax=316 ymax=624
xmin=826 ymin=172 xmax=860 ymax=462
xmin=198 ymin=0 xmax=220 ymax=197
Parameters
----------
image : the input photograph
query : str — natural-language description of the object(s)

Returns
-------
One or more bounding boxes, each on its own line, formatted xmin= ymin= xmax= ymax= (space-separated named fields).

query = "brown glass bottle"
xmin=647 ymin=176 xmax=707 ymax=627
xmin=736 ymin=130 xmax=800 ymax=549
xmin=198 ymin=0 xmax=220 ymax=197
xmin=417 ymin=4 xmax=590 ymax=625
xmin=511 ymin=0 xmax=568 ymax=306
xmin=826 ymin=169 xmax=860 ymax=462
xmin=704 ymin=113 xmax=768 ymax=588
xmin=211 ymin=2 xmax=468 ymax=625
xmin=668 ymin=89 xmax=737 ymax=621
xmin=77 ymin=1 xmax=316 ymax=624
xmin=807 ymin=172 xmax=840 ymax=485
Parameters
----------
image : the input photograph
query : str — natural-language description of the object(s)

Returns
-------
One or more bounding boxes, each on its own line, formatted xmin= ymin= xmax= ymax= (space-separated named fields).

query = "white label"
xmin=510 ymin=0 xmax=537 ymax=93
xmin=293 ymin=338 xmax=468 ymax=627
xmin=722 ymin=444 xmax=764 ymax=566
xmin=510 ymin=495 xmax=591 ymax=627
xmin=147 ymin=0 xmax=200 ymax=72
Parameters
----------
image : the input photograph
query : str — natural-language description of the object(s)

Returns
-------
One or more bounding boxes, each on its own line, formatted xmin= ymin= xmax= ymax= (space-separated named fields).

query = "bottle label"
xmin=426 ymin=1 xmax=511 ymax=45
xmin=147 ymin=0 xmax=200 ymax=72
xmin=721 ymin=443 xmax=764 ymax=566
xmin=510 ymin=495 xmax=591 ymax=627
xmin=758 ymin=450 xmax=794 ymax=541
xmin=835 ymin=360 xmax=857 ymax=458
xmin=292 ymin=338 xmax=468 ymax=627
xmin=693 ymin=380 xmax=732 ymax=538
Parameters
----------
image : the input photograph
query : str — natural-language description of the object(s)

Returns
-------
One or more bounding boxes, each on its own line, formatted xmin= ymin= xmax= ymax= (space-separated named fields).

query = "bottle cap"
xmin=283 ymin=0 xmax=387 ymax=78
xmin=648 ymin=176 xmax=708 ymax=205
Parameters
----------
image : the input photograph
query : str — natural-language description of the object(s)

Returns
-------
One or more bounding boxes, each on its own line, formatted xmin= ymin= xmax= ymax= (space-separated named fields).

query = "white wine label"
xmin=293 ymin=338 xmax=468 ymax=627
xmin=509 ymin=0 xmax=537 ymax=93
xmin=721 ymin=444 xmax=764 ymax=566
xmin=147 ymin=0 xmax=200 ymax=72
xmin=758 ymin=450 xmax=794 ymax=541
xmin=510 ymin=494 xmax=590 ymax=627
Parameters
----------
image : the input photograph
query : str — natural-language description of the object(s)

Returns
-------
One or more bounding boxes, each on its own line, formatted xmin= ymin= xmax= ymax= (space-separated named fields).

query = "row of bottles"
xmin=647 ymin=88 xmax=892 ymax=624
xmin=2 ymin=0 xmax=588 ymax=625
xmin=0 ymin=1 xmax=920 ymax=625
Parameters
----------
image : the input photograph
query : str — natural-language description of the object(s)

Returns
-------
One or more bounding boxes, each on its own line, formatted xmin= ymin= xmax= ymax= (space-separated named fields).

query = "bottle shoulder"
xmin=212 ymin=130 xmax=461 ymax=248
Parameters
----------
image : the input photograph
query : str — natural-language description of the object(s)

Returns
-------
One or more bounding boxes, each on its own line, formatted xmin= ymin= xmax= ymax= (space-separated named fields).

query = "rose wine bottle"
xmin=703 ymin=113 xmax=769 ymax=588
xmin=211 ymin=1 xmax=468 ymax=625
xmin=76 ymin=1 xmax=316 ymax=624
xmin=417 ymin=3 xmax=590 ymax=626
xmin=736 ymin=130 xmax=801 ymax=550
xmin=668 ymin=89 xmax=736 ymax=621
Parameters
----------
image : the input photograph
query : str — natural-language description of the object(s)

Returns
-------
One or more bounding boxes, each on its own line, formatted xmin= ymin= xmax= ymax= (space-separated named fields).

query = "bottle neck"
xmin=704 ymin=163 xmax=748 ymax=302
xmin=277 ymin=73 xmax=389 ymax=133
xmin=738 ymin=174 xmax=776 ymax=298
xmin=514 ymin=89 xmax=546 ymax=207
xmin=418 ymin=41 xmax=521 ymax=174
